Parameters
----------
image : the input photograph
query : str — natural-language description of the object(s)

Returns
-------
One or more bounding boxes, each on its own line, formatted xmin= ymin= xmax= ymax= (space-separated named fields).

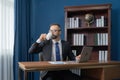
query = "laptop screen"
xmin=78 ymin=47 xmax=93 ymax=63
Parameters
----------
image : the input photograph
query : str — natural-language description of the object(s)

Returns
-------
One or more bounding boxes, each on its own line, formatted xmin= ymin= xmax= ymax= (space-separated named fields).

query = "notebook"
xmin=77 ymin=46 xmax=93 ymax=63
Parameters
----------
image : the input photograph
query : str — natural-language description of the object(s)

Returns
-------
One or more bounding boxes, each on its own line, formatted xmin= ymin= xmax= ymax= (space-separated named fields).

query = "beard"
xmin=51 ymin=35 xmax=58 ymax=39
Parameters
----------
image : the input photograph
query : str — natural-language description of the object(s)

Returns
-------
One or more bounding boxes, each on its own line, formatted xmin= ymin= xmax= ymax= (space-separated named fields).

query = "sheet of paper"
xmin=48 ymin=61 xmax=77 ymax=64
xmin=48 ymin=61 xmax=66 ymax=64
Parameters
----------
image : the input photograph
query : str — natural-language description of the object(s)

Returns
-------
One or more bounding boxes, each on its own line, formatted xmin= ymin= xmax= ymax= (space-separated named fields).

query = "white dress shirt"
xmin=52 ymin=40 xmax=63 ymax=61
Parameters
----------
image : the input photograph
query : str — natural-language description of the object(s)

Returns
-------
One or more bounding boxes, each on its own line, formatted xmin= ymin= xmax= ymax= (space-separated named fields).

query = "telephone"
xmin=46 ymin=32 xmax=52 ymax=40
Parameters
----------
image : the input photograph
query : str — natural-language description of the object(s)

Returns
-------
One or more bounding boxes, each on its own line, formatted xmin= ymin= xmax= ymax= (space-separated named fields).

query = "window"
xmin=0 ymin=0 xmax=14 ymax=80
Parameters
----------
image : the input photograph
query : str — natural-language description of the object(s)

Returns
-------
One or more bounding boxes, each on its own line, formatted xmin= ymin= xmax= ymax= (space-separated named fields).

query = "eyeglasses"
xmin=50 ymin=29 xmax=61 ymax=32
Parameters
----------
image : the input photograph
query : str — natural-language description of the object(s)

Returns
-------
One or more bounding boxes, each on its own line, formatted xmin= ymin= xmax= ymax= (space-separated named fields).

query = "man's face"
xmin=49 ymin=25 xmax=61 ymax=39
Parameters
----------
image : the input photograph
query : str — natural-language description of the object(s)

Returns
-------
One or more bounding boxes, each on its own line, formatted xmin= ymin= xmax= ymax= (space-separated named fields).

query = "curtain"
xmin=0 ymin=0 xmax=14 ymax=80
xmin=14 ymin=0 xmax=34 ymax=80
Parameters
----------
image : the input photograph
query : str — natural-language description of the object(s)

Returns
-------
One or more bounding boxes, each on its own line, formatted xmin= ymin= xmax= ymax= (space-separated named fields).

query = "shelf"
xmin=66 ymin=27 xmax=108 ymax=33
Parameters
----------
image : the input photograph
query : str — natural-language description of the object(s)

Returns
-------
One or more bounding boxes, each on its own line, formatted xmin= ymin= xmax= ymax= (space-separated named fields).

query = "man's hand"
xmin=75 ymin=55 xmax=81 ymax=63
xmin=39 ymin=34 xmax=47 ymax=41
xmin=36 ymin=34 xmax=47 ymax=43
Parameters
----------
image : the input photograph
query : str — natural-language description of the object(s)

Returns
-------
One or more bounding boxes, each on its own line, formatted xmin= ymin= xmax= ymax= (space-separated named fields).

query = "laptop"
xmin=77 ymin=46 xmax=93 ymax=63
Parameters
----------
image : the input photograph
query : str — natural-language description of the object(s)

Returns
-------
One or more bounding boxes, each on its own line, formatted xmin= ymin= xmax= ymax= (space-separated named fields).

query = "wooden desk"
xmin=18 ymin=61 xmax=120 ymax=80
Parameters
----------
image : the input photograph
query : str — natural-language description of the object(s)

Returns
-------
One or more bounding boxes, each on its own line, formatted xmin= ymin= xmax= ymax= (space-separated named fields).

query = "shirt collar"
xmin=52 ymin=39 xmax=61 ymax=44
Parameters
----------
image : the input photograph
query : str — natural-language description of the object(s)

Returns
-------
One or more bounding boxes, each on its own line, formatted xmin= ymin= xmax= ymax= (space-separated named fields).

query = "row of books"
xmin=73 ymin=33 xmax=84 ymax=46
xmin=96 ymin=33 xmax=108 ymax=45
xmin=96 ymin=16 xmax=107 ymax=27
xmin=73 ymin=33 xmax=108 ymax=46
xmin=99 ymin=50 xmax=108 ymax=61
xmin=66 ymin=16 xmax=107 ymax=28
xmin=87 ymin=33 xmax=108 ymax=45
xmin=66 ymin=17 xmax=81 ymax=28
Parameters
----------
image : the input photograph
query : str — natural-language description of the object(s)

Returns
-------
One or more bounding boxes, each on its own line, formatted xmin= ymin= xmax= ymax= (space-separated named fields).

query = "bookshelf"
xmin=64 ymin=4 xmax=112 ymax=61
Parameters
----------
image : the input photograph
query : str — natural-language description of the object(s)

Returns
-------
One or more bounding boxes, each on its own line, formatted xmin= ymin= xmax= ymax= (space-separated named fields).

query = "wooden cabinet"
xmin=64 ymin=4 xmax=112 ymax=61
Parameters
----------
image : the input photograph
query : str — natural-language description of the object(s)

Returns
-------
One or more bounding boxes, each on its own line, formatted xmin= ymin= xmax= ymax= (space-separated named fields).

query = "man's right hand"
xmin=36 ymin=34 xmax=47 ymax=43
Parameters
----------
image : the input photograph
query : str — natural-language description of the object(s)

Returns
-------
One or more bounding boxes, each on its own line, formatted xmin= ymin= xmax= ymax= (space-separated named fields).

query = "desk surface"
xmin=18 ymin=61 xmax=120 ymax=71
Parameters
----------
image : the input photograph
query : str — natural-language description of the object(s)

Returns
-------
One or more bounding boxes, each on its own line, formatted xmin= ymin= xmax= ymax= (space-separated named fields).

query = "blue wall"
xmin=30 ymin=0 xmax=120 ymax=61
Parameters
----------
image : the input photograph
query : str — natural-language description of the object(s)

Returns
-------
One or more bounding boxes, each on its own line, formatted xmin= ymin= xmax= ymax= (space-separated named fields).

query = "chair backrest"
xmin=39 ymin=52 xmax=43 ymax=61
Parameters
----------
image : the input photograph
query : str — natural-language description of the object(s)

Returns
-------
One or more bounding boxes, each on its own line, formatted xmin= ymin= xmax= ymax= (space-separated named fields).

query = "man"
xmin=29 ymin=23 xmax=81 ymax=80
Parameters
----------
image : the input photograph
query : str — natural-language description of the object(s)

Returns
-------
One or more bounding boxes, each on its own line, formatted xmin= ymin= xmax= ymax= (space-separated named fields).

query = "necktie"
xmin=55 ymin=42 xmax=60 ymax=61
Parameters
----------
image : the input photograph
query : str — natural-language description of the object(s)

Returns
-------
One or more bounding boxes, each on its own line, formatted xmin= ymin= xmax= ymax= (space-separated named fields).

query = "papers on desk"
xmin=49 ymin=61 xmax=66 ymax=64
xmin=48 ymin=61 xmax=77 ymax=64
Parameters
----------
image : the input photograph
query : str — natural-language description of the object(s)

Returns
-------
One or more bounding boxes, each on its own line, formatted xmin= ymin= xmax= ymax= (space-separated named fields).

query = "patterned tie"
xmin=55 ymin=42 xmax=60 ymax=61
